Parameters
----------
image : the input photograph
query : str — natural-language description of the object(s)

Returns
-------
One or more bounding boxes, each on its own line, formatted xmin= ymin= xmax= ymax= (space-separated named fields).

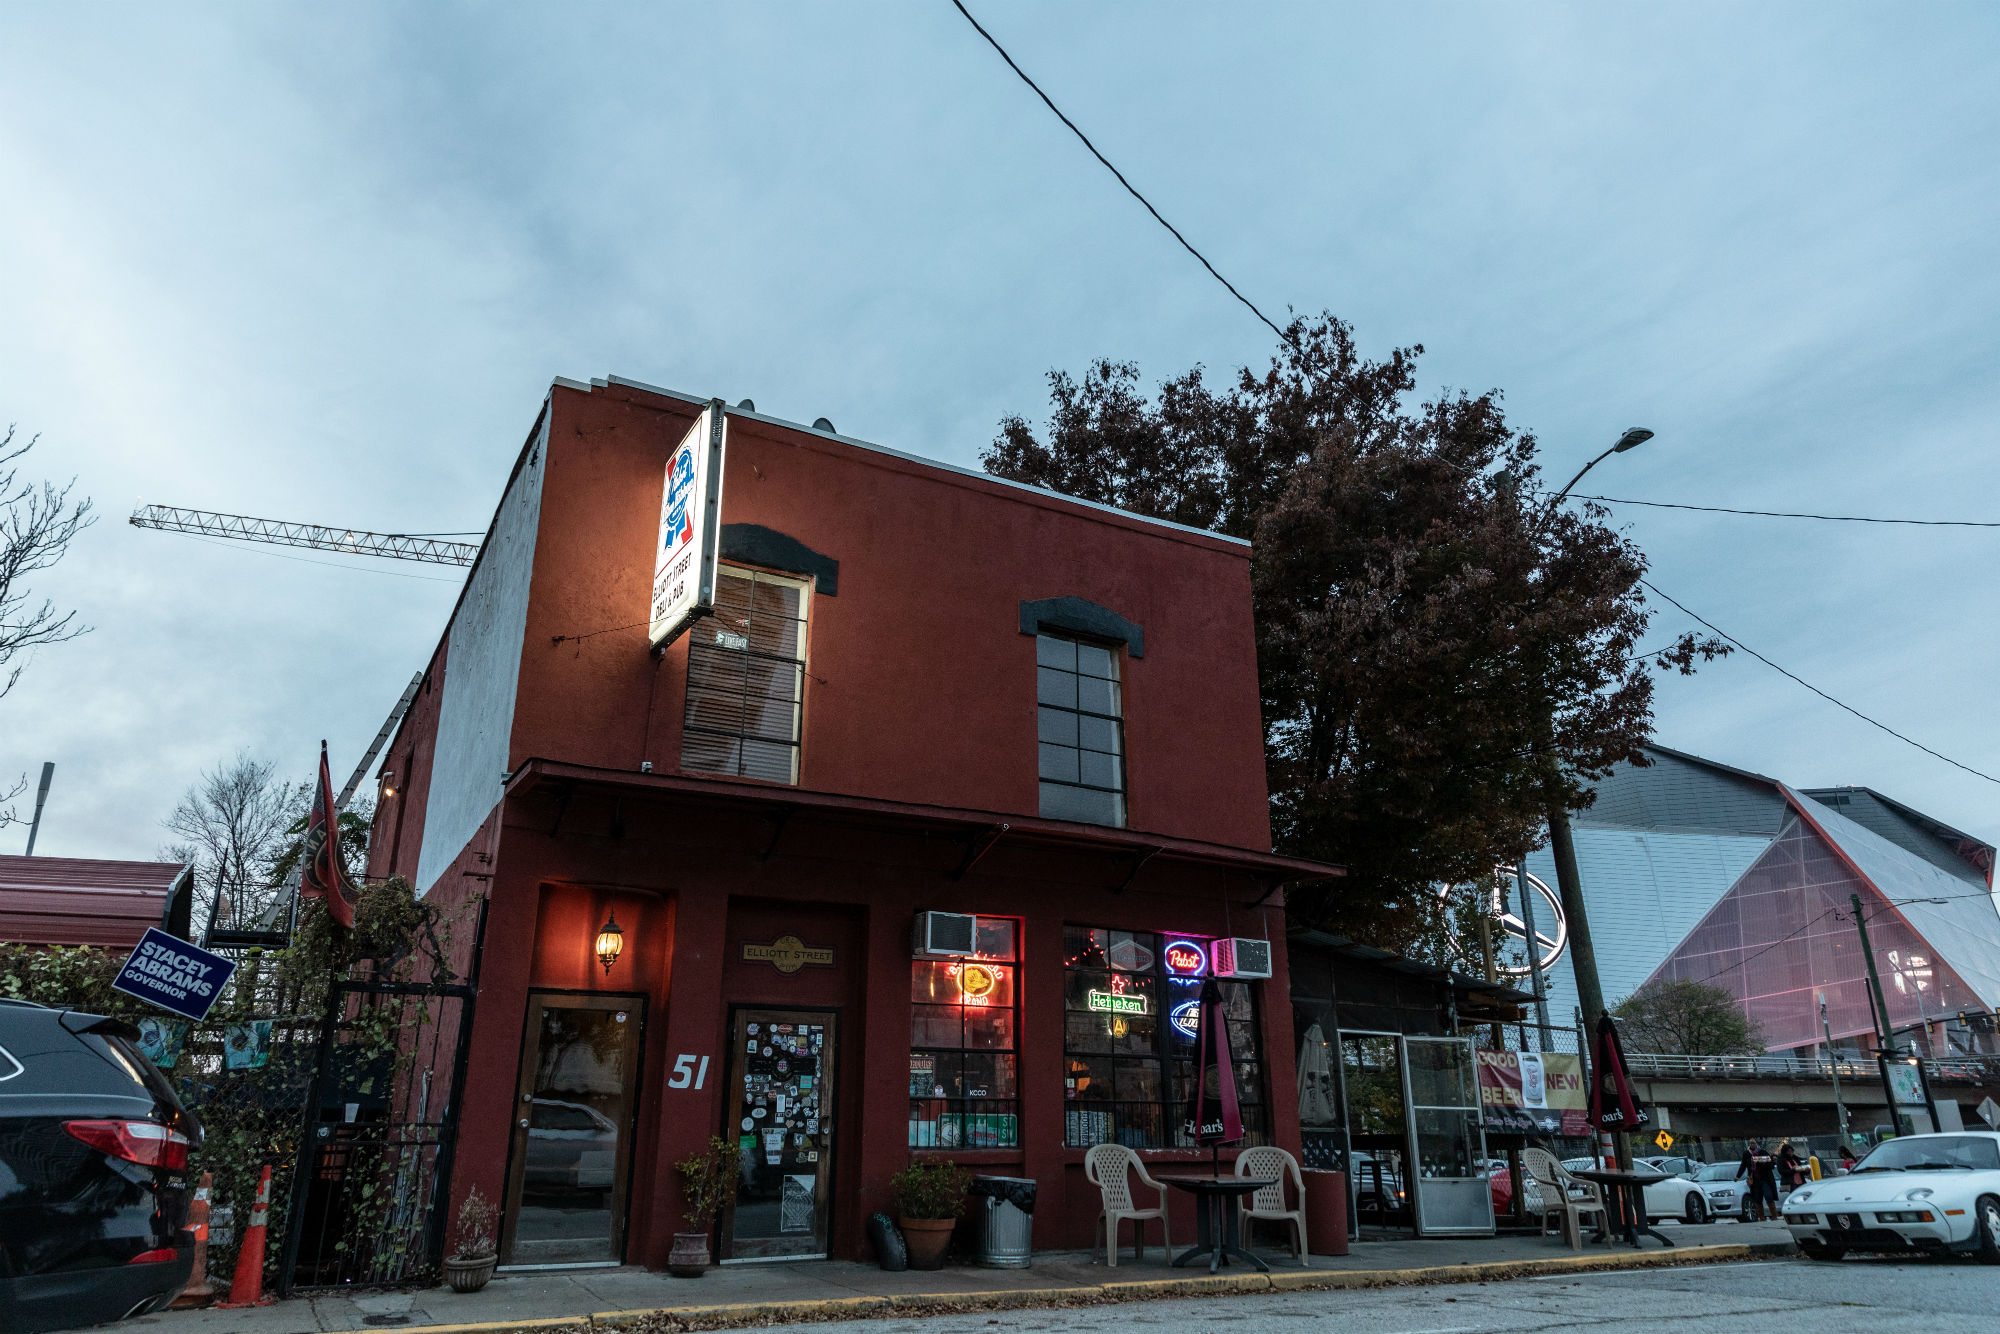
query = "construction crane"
xmin=129 ymin=504 xmax=480 ymax=566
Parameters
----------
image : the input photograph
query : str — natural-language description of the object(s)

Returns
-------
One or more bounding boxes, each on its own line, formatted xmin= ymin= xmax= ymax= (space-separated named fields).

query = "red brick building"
xmin=367 ymin=375 xmax=1336 ymax=1268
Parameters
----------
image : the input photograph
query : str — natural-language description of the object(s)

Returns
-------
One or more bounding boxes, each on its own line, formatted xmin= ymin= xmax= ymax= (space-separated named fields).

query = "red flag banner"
xmin=300 ymin=741 xmax=359 ymax=930
xmin=1587 ymin=1011 xmax=1649 ymax=1132
xmin=1183 ymin=975 xmax=1244 ymax=1146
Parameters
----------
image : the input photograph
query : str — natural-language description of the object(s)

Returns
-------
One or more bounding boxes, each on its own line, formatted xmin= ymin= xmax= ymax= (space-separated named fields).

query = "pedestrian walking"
xmin=1776 ymin=1139 xmax=1807 ymax=1198
xmin=1737 ymin=1138 xmax=1779 ymax=1221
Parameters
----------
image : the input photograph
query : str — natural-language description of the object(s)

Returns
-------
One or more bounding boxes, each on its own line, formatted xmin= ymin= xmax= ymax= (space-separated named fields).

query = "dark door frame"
xmin=718 ymin=1003 xmax=841 ymax=1262
xmin=498 ymin=989 xmax=649 ymax=1267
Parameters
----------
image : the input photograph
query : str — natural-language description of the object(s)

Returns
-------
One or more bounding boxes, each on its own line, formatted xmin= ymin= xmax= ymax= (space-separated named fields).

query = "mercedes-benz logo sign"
xmin=1439 ymin=866 xmax=1569 ymax=978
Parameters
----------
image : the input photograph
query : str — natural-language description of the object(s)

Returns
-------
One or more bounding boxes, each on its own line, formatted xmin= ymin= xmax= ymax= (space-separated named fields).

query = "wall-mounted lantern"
xmin=595 ymin=910 xmax=626 ymax=974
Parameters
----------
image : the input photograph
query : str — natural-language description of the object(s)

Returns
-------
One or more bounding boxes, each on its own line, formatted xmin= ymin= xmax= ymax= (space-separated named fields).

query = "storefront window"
xmin=1062 ymin=926 xmax=1265 ymax=1148
xmin=909 ymin=917 xmax=1019 ymax=1147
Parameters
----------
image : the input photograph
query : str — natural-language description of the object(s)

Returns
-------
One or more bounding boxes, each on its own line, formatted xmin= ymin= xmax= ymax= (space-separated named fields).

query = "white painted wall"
xmin=415 ymin=412 xmax=547 ymax=891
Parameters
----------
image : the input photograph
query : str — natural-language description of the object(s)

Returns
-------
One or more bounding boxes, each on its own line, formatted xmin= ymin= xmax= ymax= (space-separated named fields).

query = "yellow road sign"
xmin=1654 ymin=1130 xmax=1675 ymax=1151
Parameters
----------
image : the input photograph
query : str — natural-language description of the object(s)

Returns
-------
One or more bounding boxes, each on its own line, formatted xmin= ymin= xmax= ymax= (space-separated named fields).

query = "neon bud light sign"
xmin=1164 ymin=941 xmax=1207 ymax=976
xmin=1169 ymin=1000 xmax=1201 ymax=1039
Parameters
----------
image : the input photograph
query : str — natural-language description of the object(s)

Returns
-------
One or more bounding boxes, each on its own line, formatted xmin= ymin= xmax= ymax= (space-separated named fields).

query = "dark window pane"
xmin=1036 ymin=635 xmax=1076 ymax=670
xmin=911 ymin=960 xmax=959 ymax=1003
xmin=1074 ymin=642 xmax=1114 ymax=679
xmin=975 ymin=918 xmax=1016 ymax=961
xmin=1039 ymin=744 xmax=1080 ymax=782
xmin=1076 ymin=676 xmax=1118 ymax=716
xmin=1038 ymin=708 xmax=1079 ymax=745
xmin=910 ymin=1004 xmax=961 ymax=1047
xmin=1037 ymin=666 xmax=1077 ymax=708
xmin=1066 ymin=1055 xmax=1112 ymax=1101
xmin=714 ymin=572 xmax=754 ymax=609
xmin=1077 ymin=714 xmax=1119 ymax=753
xmin=1042 ymin=783 xmax=1121 ymax=826
xmin=1114 ymin=1059 xmax=1162 ymax=1103
xmin=1065 ymin=1009 xmax=1112 ymax=1054
xmin=1078 ymin=750 xmax=1121 ymax=791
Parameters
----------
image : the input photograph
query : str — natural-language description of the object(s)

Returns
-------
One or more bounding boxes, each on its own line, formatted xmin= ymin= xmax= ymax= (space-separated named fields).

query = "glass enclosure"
xmin=1403 ymin=1037 xmax=1493 ymax=1235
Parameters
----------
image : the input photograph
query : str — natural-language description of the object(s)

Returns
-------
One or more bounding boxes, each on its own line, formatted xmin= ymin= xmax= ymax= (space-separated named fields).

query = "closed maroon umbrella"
xmin=1184 ymin=976 xmax=1244 ymax=1175
xmin=1587 ymin=1010 xmax=1649 ymax=1134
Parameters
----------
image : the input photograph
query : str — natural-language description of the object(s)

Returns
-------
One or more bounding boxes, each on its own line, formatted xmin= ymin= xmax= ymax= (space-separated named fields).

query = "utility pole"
xmin=1550 ymin=806 xmax=1606 ymax=1028
xmin=1533 ymin=428 xmax=1654 ymax=1050
xmin=1819 ymin=991 xmax=1852 ymax=1151
xmin=1516 ymin=864 xmax=1553 ymax=1041
xmin=1853 ymin=893 xmax=1908 ymax=1137
xmin=23 ymin=762 xmax=54 ymax=855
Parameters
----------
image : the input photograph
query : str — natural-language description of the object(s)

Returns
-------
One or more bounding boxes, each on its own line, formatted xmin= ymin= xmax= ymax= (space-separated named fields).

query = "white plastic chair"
xmin=1522 ymin=1147 xmax=1605 ymax=1249
xmin=1084 ymin=1143 xmax=1174 ymax=1266
xmin=1234 ymin=1145 xmax=1308 ymax=1262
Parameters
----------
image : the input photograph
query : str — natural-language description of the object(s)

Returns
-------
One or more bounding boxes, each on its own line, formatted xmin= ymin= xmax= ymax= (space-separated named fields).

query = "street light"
xmin=1538 ymin=429 xmax=1655 ymax=1037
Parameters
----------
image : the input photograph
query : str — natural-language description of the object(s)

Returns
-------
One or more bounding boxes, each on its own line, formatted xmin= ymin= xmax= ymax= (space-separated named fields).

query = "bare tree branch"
xmin=0 ymin=425 xmax=96 ymax=701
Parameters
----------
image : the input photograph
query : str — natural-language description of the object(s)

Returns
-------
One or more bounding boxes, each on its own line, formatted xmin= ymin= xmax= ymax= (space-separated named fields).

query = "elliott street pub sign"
xmin=112 ymin=927 xmax=237 ymax=1022
xmin=649 ymin=399 xmax=729 ymax=649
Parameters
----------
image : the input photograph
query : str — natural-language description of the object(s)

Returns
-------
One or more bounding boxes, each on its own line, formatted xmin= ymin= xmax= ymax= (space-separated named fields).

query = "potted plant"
xmin=443 ymin=1186 xmax=498 ymax=1293
xmin=889 ymin=1158 xmax=969 ymax=1270
xmin=671 ymin=1135 xmax=742 ymax=1277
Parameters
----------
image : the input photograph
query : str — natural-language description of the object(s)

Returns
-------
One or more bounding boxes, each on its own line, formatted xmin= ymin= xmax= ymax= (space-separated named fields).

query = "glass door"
xmin=1403 ymin=1035 xmax=1494 ymax=1236
xmin=501 ymin=994 xmax=643 ymax=1265
xmin=1339 ymin=1032 xmax=1411 ymax=1229
xmin=722 ymin=1008 xmax=836 ymax=1260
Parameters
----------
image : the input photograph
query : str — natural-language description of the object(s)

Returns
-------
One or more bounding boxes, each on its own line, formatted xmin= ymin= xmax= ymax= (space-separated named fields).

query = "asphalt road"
xmin=776 ymin=1258 xmax=2000 ymax=1334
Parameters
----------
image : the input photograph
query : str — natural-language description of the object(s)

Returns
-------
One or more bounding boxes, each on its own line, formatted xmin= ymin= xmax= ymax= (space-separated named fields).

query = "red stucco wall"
xmin=508 ymin=381 xmax=1271 ymax=852
xmin=436 ymin=788 xmax=1301 ymax=1268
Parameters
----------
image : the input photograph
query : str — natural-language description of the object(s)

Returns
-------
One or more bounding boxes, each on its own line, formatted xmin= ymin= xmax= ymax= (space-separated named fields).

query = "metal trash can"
xmin=969 ymin=1175 xmax=1036 ymax=1268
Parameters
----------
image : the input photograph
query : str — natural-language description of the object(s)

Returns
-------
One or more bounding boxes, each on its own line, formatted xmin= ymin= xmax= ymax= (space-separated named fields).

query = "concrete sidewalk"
xmin=123 ymin=1220 xmax=1796 ymax=1334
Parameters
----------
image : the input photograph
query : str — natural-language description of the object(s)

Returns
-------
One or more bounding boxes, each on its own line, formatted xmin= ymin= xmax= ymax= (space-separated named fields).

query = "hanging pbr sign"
xmin=649 ymin=400 xmax=728 ymax=648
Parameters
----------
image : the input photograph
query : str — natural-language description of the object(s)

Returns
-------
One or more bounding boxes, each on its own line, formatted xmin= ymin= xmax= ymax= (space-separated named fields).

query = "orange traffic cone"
xmin=217 ymin=1165 xmax=274 ymax=1308
xmin=172 ymin=1171 xmax=217 ymax=1307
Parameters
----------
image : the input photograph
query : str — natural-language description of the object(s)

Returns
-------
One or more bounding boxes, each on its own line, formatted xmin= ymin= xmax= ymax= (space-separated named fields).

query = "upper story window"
xmin=1036 ymin=633 xmax=1125 ymax=826
xmin=682 ymin=566 xmax=809 ymax=784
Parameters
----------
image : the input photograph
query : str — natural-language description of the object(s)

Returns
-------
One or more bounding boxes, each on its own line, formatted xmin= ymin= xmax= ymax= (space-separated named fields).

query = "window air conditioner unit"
xmin=1211 ymin=937 xmax=1273 ymax=980
xmin=914 ymin=911 xmax=977 ymax=957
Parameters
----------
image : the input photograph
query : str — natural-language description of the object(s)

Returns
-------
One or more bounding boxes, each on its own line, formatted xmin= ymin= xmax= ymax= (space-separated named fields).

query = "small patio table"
xmin=1568 ymin=1167 xmax=1674 ymax=1249
xmin=1159 ymin=1175 xmax=1275 ymax=1274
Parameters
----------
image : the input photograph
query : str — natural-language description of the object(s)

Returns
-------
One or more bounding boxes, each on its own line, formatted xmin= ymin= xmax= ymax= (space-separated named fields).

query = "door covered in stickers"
xmin=722 ymin=1008 xmax=837 ymax=1259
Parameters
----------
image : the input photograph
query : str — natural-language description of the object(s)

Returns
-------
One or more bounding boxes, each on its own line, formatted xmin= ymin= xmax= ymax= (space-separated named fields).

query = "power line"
xmin=1570 ymin=494 xmax=2000 ymax=529
xmin=1640 ymin=579 xmax=2000 ymax=787
xmin=947 ymin=0 xmax=1288 ymax=345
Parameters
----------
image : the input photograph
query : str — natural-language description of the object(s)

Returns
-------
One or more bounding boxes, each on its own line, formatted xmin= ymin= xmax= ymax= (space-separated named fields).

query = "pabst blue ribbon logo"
xmin=663 ymin=445 xmax=697 ymax=553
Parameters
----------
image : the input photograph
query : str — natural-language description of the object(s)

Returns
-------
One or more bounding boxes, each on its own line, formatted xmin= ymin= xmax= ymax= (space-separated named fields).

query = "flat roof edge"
xmin=582 ymin=374 xmax=1251 ymax=548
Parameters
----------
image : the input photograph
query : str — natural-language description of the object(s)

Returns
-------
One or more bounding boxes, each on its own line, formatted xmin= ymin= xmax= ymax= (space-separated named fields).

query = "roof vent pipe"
xmin=812 ymin=417 xmax=836 ymax=433
xmin=737 ymin=399 xmax=755 ymax=411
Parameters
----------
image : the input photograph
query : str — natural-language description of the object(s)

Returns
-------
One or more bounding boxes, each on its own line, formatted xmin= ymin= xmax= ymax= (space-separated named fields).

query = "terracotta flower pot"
xmin=443 ymin=1253 xmax=496 ymax=1293
xmin=668 ymin=1231 xmax=712 ymax=1277
xmin=898 ymin=1215 xmax=956 ymax=1270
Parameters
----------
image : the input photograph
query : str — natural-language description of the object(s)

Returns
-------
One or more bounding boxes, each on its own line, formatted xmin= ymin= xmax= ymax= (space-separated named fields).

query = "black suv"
xmin=0 ymin=1000 xmax=200 ymax=1333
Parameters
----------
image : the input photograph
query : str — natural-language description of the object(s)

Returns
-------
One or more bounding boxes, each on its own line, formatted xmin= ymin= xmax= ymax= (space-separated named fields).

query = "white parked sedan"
xmin=1783 ymin=1131 xmax=2000 ymax=1262
xmin=1692 ymin=1160 xmax=1752 ymax=1219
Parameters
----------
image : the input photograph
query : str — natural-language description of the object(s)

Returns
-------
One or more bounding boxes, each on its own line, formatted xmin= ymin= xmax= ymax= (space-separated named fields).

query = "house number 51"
xmin=668 ymin=1054 xmax=710 ymax=1089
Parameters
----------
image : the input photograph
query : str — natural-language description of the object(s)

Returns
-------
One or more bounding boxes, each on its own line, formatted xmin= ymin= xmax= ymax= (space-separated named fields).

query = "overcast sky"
xmin=3 ymin=3 xmax=1998 ymax=864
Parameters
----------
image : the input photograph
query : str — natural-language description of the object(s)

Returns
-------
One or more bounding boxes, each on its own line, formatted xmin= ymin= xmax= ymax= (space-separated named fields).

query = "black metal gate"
xmin=277 ymin=971 xmax=478 ymax=1293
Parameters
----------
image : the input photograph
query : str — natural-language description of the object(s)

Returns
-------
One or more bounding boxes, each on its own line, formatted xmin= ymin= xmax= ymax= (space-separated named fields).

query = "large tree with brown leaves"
xmin=985 ymin=314 xmax=1722 ymax=950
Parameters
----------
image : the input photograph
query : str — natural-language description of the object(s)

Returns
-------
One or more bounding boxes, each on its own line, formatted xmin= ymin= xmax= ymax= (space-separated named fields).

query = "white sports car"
xmin=1783 ymin=1131 xmax=2000 ymax=1262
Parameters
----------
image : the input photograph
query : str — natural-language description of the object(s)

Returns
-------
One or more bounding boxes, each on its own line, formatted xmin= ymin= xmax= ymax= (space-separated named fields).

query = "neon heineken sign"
xmin=1087 ymin=990 xmax=1147 ymax=1015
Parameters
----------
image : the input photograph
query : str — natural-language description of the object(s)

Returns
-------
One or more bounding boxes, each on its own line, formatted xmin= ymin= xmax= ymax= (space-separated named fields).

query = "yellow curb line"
xmin=405 ymin=1243 xmax=1778 ymax=1333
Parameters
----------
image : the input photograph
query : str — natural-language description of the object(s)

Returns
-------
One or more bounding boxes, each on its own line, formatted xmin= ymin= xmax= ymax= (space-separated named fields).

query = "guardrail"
xmin=1624 ymin=1052 xmax=2000 ymax=1084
